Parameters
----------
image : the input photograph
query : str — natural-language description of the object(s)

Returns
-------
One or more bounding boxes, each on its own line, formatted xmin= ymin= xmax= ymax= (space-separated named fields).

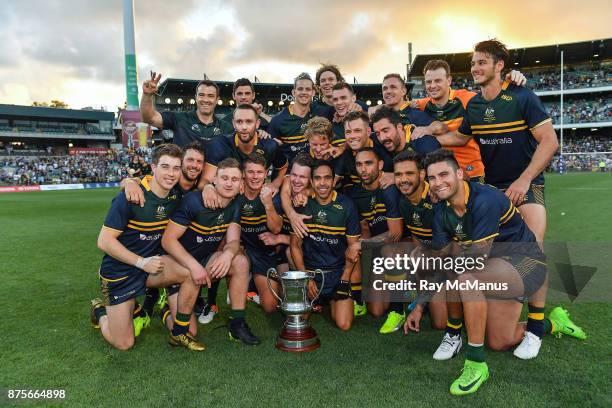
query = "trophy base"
xmin=276 ymin=327 xmax=321 ymax=352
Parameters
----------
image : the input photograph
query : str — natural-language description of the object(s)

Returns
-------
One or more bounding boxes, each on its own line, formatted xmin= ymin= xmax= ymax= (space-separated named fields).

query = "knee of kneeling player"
xmin=335 ymin=318 xmax=353 ymax=331
xmin=231 ymin=254 xmax=249 ymax=274
xmin=114 ymin=337 xmax=135 ymax=351
xmin=261 ymin=300 xmax=278 ymax=314
xmin=486 ymin=336 xmax=513 ymax=351
xmin=431 ymin=317 xmax=447 ymax=330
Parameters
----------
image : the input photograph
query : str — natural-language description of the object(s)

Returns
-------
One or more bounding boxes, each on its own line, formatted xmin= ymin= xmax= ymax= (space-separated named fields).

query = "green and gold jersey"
xmin=347 ymin=184 xmax=403 ymax=236
xmin=100 ymin=177 xmax=181 ymax=276
xmin=432 ymin=181 xmax=541 ymax=258
xmin=170 ymin=191 xmax=241 ymax=263
xmin=294 ymin=191 xmax=361 ymax=271
xmin=458 ymin=81 xmax=551 ymax=189
xmin=268 ymin=105 xmax=316 ymax=163
xmin=160 ymin=110 xmax=233 ymax=148
xmin=398 ymin=183 xmax=435 ymax=245
xmin=238 ymin=193 xmax=283 ymax=253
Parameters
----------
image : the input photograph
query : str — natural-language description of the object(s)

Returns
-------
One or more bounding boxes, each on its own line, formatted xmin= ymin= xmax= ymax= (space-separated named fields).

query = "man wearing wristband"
xmin=91 ymin=144 xmax=206 ymax=351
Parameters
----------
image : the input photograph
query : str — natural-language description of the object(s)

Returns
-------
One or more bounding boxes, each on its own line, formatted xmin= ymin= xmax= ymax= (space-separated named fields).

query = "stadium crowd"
xmin=0 ymin=149 xmax=152 ymax=185
xmin=546 ymin=97 xmax=611 ymax=124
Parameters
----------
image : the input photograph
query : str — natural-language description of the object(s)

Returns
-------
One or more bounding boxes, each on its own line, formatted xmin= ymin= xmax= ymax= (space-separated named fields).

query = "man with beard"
xmin=393 ymin=151 xmax=455 ymax=357
xmin=120 ymin=142 xmax=205 ymax=333
xmin=347 ymin=148 xmax=403 ymax=325
xmin=221 ymin=78 xmax=272 ymax=133
xmin=201 ymin=104 xmax=288 ymax=202
xmin=371 ymin=106 xmax=441 ymax=159
xmin=90 ymin=144 xmax=206 ymax=351
xmin=290 ymin=161 xmax=361 ymax=330
xmin=268 ymin=73 xmax=317 ymax=163
xmin=417 ymin=40 xmax=560 ymax=359
xmin=140 ymin=73 xmax=232 ymax=149
xmin=238 ymin=153 xmax=286 ymax=313
xmin=162 ymin=158 xmax=260 ymax=345
xmin=424 ymin=149 xmax=584 ymax=395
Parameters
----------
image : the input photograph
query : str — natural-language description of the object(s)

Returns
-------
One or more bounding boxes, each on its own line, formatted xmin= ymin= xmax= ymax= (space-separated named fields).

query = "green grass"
xmin=1 ymin=173 xmax=611 ymax=407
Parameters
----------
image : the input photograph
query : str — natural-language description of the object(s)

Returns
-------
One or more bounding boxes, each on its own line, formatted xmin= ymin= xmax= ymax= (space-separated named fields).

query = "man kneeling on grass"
xmin=91 ymin=144 xmax=206 ymax=351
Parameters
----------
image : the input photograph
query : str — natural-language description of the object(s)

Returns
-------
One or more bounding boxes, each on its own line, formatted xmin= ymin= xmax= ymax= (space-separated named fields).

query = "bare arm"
xmin=260 ymin=186 xmax=283 ymax=234
xmin=506 ymin=121 xmax=558 ymax=205
xmin=161 ymin=221 xmax=201 ymax=273
xmin=342 ymin=236 xmax=361 ymax=281
xmin=289 ymin=234 xmax=305 ymax=271
xmin=385 ymin=218 xmax=403 ymax=243
xmin=270 ymin=166 xmax=287 ymax=191
xmin=140 ymin=72 xmax=164 ymax=129
xmin=97 ymin=227 xmax=141 ymax=267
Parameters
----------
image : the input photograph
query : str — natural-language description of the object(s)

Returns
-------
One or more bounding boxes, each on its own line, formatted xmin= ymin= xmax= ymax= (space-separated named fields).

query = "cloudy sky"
xmin=0 ymin=0 xmax=610 ymax=111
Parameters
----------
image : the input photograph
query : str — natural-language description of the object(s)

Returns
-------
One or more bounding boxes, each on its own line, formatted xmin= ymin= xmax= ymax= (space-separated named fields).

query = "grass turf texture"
xmin=1 ymin=173 xmax=611 ymax=407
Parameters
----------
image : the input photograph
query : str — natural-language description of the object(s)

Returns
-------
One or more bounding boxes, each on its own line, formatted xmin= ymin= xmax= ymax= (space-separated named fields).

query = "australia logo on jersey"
xmin=213 ymin=127 xmax=221 ymax=135
xmin=369 ymin=196 xmax=377 ymax=211
xmin=155 ymin=205 xmax=166 ymax=220
xmin=215 ymin=213 xmax=225 ymax=225
xmin=484 ymin=107 xmax=496 ymax=123
xmin=242 ymin=203 xmax=255 ymax=217
xmin=300 ymin=122 xmax=308 ymax=132
xmin=454 ymin=222 xmax=467 ymax=240
xmin=412 ymin=212 xmax=422 ymax=227
xmin=191 ymin=124 xmax=201 ymax=132
xmin=315 ymin=210 xmax=328 ymax=225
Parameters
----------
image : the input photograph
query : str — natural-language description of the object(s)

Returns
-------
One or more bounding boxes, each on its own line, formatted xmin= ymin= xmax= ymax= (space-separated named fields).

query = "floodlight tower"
xmin=120 ymin=0 xmax=148 ymax=148
xmin=123 ymin=0 xmax=139 ymax=110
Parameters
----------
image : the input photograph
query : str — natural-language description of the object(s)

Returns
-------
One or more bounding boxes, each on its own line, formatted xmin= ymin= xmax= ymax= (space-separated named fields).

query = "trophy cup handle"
xmin=266 ymin=268 xmax=283 ymax=304
xmin=310 ymin=269 xmax=325 ymax=308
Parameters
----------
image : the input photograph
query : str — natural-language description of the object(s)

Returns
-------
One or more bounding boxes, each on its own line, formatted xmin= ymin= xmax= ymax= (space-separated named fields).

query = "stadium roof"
xmin=409 ymin=38 xmax=611 ymax=77
xmin=157 ymin=79 xmax=413 ymax=100
xmin=0 ymin=104 xmax=114 ymax=121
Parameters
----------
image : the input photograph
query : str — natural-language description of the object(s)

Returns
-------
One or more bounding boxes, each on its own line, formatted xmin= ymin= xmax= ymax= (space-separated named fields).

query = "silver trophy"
xmin=267 ymin=268 xmax=324 ymax=352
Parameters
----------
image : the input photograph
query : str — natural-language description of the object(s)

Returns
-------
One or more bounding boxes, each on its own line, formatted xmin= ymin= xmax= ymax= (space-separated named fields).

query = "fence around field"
xmin=0 ymin=182 xmax=119 ymax=193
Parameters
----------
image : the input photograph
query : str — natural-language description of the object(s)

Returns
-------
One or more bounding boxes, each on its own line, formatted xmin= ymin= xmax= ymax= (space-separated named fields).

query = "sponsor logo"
xmin=333 ymin=203 xmax=343 ymax=210
xmin=140 ymin=233 xmax=161 ymax=241
xmin=479 ymin=137 xmax=513 ymax=145
xmin=501 ymin=94 xmax=513 ymax=101
xmin=197 ymin=236 xmax=203 ymax=243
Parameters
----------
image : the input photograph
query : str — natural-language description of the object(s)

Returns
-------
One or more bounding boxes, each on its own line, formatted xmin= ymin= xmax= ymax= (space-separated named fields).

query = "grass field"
xmin=1 ymin=173 xmax=611 ymax=407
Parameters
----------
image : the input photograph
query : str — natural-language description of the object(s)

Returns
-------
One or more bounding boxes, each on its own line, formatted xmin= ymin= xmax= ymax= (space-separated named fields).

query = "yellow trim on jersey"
xmin=471 ymin=120 xmax=526 ymax=129
xmin=332 ymin=138 xmax=346 ymax=145
xmin=99 ymin=274 xmax=129 ymax=283
xmin=127 ymin=224 xmax=167 ymax=232
xmin=240 ymin=214 xmax=267 ymax=221
xmin=346 ymin=234 xmax=361 ymax=238
xmin=472 ymin=125 xmax=528 ymax=135
xmin=128 ymin=219 xmax=168 ymax=227
xmin=240 ymin=219 xmax=267 ymax=225
xmin=190 ymin=223 xmax=230 ymax=234
xmin=399 ymin=102 xmax=411 ymax=111
xmin=304 ymin=223 xmax=346 ymax=231
xmin=499 ymin=204 xmax=515 ymax=224
xmin=472 ymin=233 xmax=499 ymax=243
xmin=421 ymin=182 xmax=430 ymax=200
xmin=102 ymin=225 xmax=123 ymax=233
xmin=529 ymin=118 xmax=552 ymax=131
xmin=407 ymin=225 xmax=432 ymax=233
xmin=141 ymin=175 xmax=152 ymax=191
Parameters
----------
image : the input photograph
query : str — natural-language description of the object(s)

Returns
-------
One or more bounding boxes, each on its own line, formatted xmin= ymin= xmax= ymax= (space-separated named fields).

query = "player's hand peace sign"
xmin=143 ymin=71 xmax=162 ymax=95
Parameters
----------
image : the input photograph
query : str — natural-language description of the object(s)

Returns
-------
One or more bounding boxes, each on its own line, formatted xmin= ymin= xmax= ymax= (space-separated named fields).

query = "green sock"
xmin=230 ymin=309 xmax=245 ymax=320
xmin=465 ymin=343 xmax=485 ymax=363
xmin=172 ymin=312 xmax=190 ymax=336
xmin=446 ymin=316 xmax=463 ymax=336
xmin=543 ymin=317 xmax=553 ymax=334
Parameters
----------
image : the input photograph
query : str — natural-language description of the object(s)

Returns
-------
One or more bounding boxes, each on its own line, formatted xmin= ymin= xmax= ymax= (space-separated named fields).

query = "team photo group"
xmin=90 ymin=38 xmax=587 ymax=396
